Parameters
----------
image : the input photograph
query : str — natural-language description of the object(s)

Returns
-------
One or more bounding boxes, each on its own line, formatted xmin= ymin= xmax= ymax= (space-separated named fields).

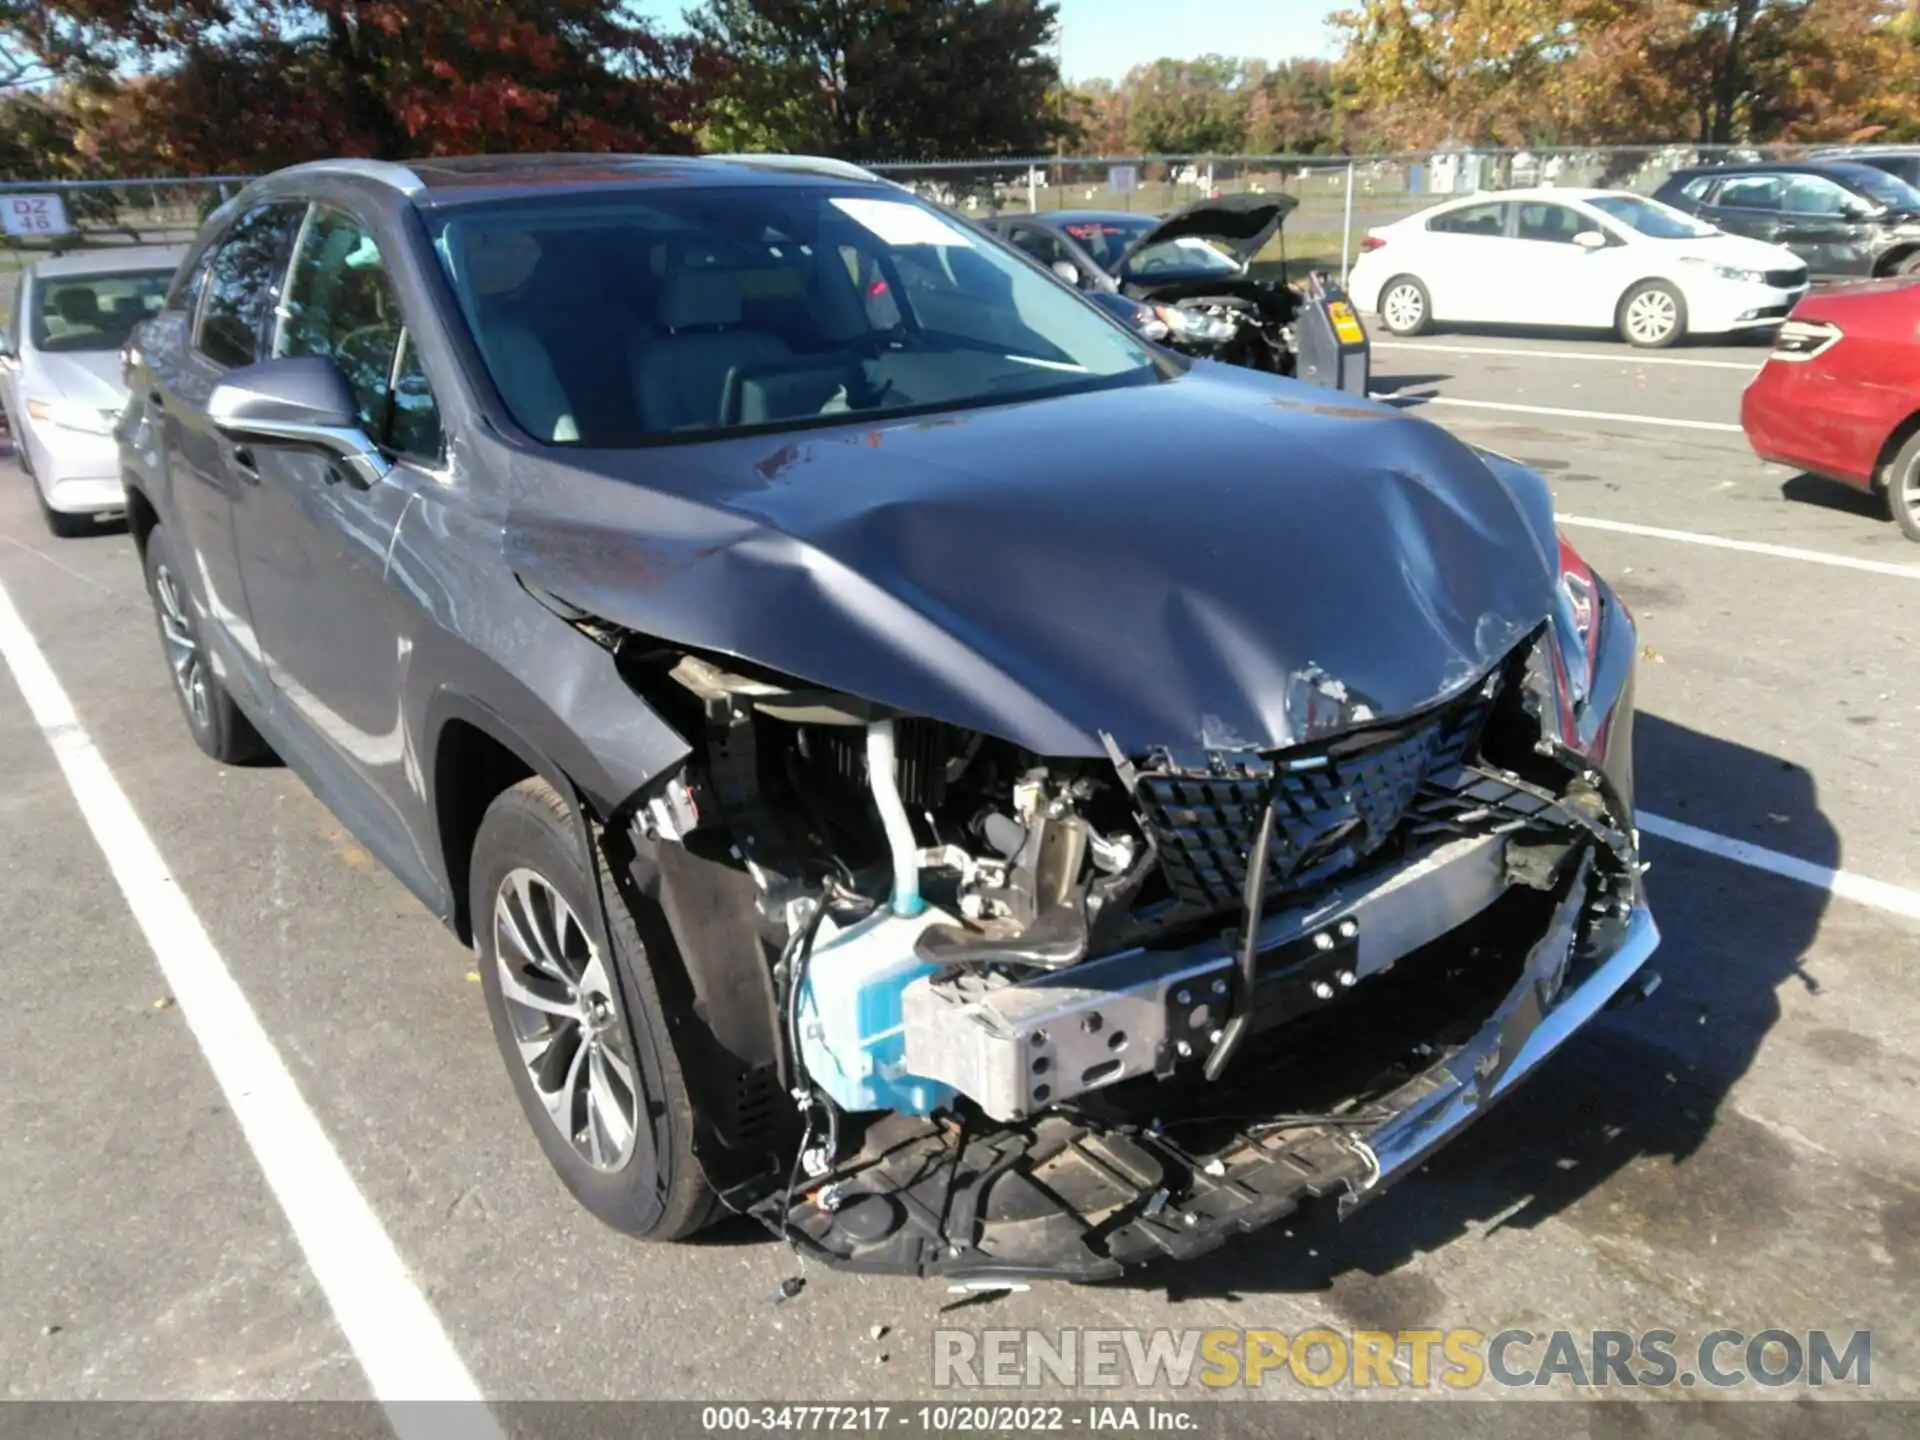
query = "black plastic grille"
xmin=1765 ymin=267 xmax=1807 ymax=289
xmin=1135 ymin=690 xmax=1493 ymax=912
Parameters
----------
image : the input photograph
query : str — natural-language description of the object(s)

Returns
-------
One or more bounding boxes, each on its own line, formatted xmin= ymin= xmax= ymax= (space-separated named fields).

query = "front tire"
xmin=1883 ymin=430 xmax=1920 ymax=544
xmin=1378 ymin=275 xmax=1431 ymax=336
xmin=142 ymin=525 xmax=269 ymax=763
xmin=1618 ymin=280 xmax=1686 ymax=348
xmin=471 ymin=777 xmax=720 ymax=1239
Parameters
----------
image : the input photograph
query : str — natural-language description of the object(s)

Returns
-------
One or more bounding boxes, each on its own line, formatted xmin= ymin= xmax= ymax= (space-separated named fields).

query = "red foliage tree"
xmin=8 ymin=1 xmax=720 ymax=174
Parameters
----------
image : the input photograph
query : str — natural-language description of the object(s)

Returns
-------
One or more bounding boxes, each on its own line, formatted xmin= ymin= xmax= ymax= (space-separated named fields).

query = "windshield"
xmin=1058 ymin=217 xmax=1243 ymax=278
xmin=1586 ymin=195 xmax=1715 ymax=239
xmin=1847 ymin=167 xmax=1920 ymax=210
xmin=29 ymin=269 xmax=171 ymax=353
xmin=430 ymin=187 xmax=1158 ymax=446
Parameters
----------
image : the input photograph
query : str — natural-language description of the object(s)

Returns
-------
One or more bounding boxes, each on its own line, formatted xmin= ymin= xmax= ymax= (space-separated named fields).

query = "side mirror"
xmin=1573 ymin=230 xmax=1608 ymax=251
xmin=1050 ymin=259 xmax=1082 ymax=286
xmin=207 ymin=356 xmax=389 ymax=486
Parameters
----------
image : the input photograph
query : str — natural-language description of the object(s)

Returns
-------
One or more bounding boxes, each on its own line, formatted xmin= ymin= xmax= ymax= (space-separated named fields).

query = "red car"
xmin=1742 ymin=277 xmax=1920 ymax=541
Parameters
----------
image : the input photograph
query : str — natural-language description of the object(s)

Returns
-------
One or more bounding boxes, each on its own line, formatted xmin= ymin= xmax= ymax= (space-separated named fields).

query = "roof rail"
xmin=705 ymin=153 xmax=888 ymax=184
xmin=267 ymin=158 xmax=426 ymax=195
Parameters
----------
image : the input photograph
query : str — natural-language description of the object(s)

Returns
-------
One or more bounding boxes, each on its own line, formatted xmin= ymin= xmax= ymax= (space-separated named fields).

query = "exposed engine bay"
xmin=607 ymin=604 xmax=1657 ymax=1279
xmin=1128 ymin=283 xmax=1299 ymax=373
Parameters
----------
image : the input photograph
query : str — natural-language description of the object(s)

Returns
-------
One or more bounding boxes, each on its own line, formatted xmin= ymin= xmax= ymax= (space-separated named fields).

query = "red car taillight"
xmin=1769 ymin=318 xmax=1841 ymax=362
xmin=1360 ymin=236 xmax=1386 ymax=253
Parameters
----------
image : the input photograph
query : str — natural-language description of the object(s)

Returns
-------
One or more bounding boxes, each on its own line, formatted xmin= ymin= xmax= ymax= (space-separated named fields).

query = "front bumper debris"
xmin=766 ymin=850 xmax=1658 ymax=1282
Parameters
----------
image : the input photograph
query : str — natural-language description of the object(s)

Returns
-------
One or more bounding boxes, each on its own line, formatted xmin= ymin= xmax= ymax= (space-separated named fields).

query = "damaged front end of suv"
xmin=510 ymin=416 xmax=1657 ymax=1284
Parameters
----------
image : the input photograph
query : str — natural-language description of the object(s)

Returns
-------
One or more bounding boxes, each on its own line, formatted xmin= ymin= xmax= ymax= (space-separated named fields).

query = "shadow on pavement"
xmin=1109 ymin=710 xmax=1833 ymax=1305
xmin=1779 ymin=471 xmax=1891 ymax=526
xmin=1367 ymin=372 xmax=1450 ymax=398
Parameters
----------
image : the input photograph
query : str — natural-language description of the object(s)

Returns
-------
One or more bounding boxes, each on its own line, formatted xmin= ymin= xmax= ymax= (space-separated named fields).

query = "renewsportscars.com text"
xmin=933 ymin=1327 xmax=1871 ymax=1391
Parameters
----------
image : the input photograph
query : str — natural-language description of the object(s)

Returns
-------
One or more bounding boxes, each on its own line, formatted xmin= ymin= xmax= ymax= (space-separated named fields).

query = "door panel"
xmin=1776 ymin=175 xmax=1874 ymax=277
xmin=231 ymin=205 xmax=447 ymax=898
xmin=157 ymin=203 xmax=306 ymax=713
xmin=1416 ymin=201 xmax=1510 ymax=321
xmin=1504 ymin=202 xmax=1616 ymax=327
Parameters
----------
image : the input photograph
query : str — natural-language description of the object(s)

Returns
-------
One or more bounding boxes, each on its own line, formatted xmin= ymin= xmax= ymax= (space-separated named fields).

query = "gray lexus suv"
xmin=118 ymin=153 xmax=1655 ymax=1282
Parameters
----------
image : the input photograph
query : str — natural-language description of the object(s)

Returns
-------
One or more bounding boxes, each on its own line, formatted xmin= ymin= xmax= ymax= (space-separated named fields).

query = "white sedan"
xmin=0 ymin=245 xmax=183 ymax=535
xmin=1346 ymin=188 xmax=1809 ymax=348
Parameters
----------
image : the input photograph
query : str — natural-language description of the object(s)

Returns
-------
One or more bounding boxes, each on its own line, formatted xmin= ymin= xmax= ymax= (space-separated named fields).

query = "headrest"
xmin=658 ymin=267 xmax=743 ymax=329
xmin=468 ymin=230 xmax=542 ymax=297
xmin=55 ymin=288 xmax=101 ymax=323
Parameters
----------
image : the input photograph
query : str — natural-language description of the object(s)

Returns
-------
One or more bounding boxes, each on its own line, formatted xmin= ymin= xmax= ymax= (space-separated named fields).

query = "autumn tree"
xmin=688 ymin=0 xmax=1063 ymax=159
xmin=1332 ymin=0 xmax=1920 ymax=147
xmin=1 ymin=1 xmax=717 ymax=174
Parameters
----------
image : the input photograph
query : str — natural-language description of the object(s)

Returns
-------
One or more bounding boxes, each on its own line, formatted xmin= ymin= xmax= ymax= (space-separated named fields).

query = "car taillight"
xmin=1770 ymin=318 xmax=1841 ymax=362
xmin=1360 ymin=236 xmax=1386 ymax=252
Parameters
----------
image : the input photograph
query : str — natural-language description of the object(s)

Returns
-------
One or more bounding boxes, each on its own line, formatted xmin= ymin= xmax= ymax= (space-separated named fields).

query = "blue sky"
xmin=628 ymin=1 xmax=1342 ymax=81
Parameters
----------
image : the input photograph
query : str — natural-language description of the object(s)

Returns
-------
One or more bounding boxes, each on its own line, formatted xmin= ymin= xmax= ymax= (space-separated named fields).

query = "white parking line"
xmin=1640 ymin=812 xmax=1920 ymax=922
xmin=1372 ymin=340 xmax=1760 ymax=372
xmin=1560 ymin=514 xmax=1920 ymax=580
xmin=1422 ymin=395 xmax=1746 ymax=433
xmin=0 ymin=580 xmax=501 ymax=1435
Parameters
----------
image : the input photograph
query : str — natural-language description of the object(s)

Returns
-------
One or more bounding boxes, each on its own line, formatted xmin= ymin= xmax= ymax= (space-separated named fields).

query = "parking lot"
xmin=2 ymin=328 xmax=1916 ymax=1414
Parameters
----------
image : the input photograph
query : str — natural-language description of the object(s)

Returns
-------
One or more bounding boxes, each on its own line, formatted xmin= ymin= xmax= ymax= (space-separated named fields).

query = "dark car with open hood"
xmin=986 ymin=194 xmax=1311 ymax=371
xmin=119 ymin=152 xmax=1658 ymax=1281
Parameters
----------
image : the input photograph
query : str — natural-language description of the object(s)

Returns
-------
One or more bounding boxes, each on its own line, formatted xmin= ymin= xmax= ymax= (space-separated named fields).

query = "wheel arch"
xmin=425 ymin=692 xmax=580 ymax=947
xmin=1873 ymin=243 xmax=1920 ymax=278
xmin=1871 ymin=409 xmax=1920 ymax=492
xmin=428 ymin=686 xmax=792 ymax=1186
xmin=1616 ymin=275 xmax=1681 ymax=313
xmin=123 ymin=482 xmax=161 ymax=561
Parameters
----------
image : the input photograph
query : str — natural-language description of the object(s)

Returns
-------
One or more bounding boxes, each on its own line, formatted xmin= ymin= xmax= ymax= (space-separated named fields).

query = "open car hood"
xmin=502 ymin=365 xmax=1557 ymax=762
xmin=1115 ymin=192 xmax=1300 ymax=270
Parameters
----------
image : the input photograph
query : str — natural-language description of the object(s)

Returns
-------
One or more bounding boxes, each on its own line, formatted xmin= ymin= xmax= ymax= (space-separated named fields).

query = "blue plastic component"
xmin=796 ymin=907 xmax=955 ymax=1115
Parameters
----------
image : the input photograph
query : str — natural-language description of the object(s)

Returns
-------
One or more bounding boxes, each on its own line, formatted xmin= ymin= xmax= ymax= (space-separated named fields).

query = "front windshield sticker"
xmin=829 ymin=197 xmax=975 ymax=249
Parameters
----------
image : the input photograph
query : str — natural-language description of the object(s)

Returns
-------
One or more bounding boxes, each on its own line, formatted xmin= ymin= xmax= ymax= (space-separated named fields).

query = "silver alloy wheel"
xmin=1901 ymin=451 xmax=1920 ymax=525
xmin=1382 ymin=282 xmax=1424 ymax=333
xmin=153 ymin=562 xmax=211 ymax=731
xmin=493 ymin=866 xmax=639 ymax=1172
xmin=1624 ymin=288 xmax=1679 ymax=345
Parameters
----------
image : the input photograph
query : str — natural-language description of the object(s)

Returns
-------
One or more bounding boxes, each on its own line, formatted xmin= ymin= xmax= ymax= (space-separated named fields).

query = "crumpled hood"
xmin=1118 ymin=193 xmax=1300 ymax=270
xmin=28 ymin=351 xmax=128 ymax=407
xmin=503 ymin=366 xmax=1557 ymax=758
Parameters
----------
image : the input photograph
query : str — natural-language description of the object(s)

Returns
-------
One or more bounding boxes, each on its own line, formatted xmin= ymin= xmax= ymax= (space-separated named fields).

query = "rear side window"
xmin=277 ymin=206 xmax=442 ymax=462
xmin=1428 ymin=202 xmax=1508 ymax=236
xmin=196 ymin=203 xmax=304 ymax=368
xmin=1715 ymin=175 xmax=1783 ymax=212
xmin=1859 ymin=155 xmax=1920 ymax=187
xmin=1006 ymin=226 xmax=1068 ymax=268
xmin=1679 ymin=176 xmax=1715 ymax=202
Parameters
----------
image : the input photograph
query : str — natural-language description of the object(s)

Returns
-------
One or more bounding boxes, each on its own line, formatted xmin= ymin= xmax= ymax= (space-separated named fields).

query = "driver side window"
xmin=276 ymin=206 xmax=442 ymax=461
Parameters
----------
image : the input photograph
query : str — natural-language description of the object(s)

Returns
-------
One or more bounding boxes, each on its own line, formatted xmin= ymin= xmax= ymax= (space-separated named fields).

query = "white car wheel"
xmin=1619 ymin=282 xmax=1686 ymax=349
xmin=1379 ymin=277 xmax=1431 ymax=337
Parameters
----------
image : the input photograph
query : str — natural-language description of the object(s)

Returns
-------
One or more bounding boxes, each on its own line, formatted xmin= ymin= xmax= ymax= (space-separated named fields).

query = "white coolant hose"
xmin=866 ymin=718 xmax=925 ymax=917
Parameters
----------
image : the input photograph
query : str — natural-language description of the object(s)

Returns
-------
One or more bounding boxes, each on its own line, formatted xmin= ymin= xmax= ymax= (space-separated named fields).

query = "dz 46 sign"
xmin=2 ymin=194 xmax=72 ymax=238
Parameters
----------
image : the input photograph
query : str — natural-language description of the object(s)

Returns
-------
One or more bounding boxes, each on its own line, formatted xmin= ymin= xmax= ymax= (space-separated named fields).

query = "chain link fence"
xmin=1 ymin=142 xmax=1897 ymax=320
xmin=869 ymin=142 xmax=1882 ymax=280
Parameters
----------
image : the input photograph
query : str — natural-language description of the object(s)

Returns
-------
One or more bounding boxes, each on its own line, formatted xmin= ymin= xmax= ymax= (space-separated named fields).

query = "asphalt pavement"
xmin=1 ymin=324 xmax=1916 ymax=1416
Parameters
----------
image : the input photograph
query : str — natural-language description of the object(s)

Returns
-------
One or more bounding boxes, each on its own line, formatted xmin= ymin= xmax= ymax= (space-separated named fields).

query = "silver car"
xmin=0 ymin=244 xmax=184 ymax=535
